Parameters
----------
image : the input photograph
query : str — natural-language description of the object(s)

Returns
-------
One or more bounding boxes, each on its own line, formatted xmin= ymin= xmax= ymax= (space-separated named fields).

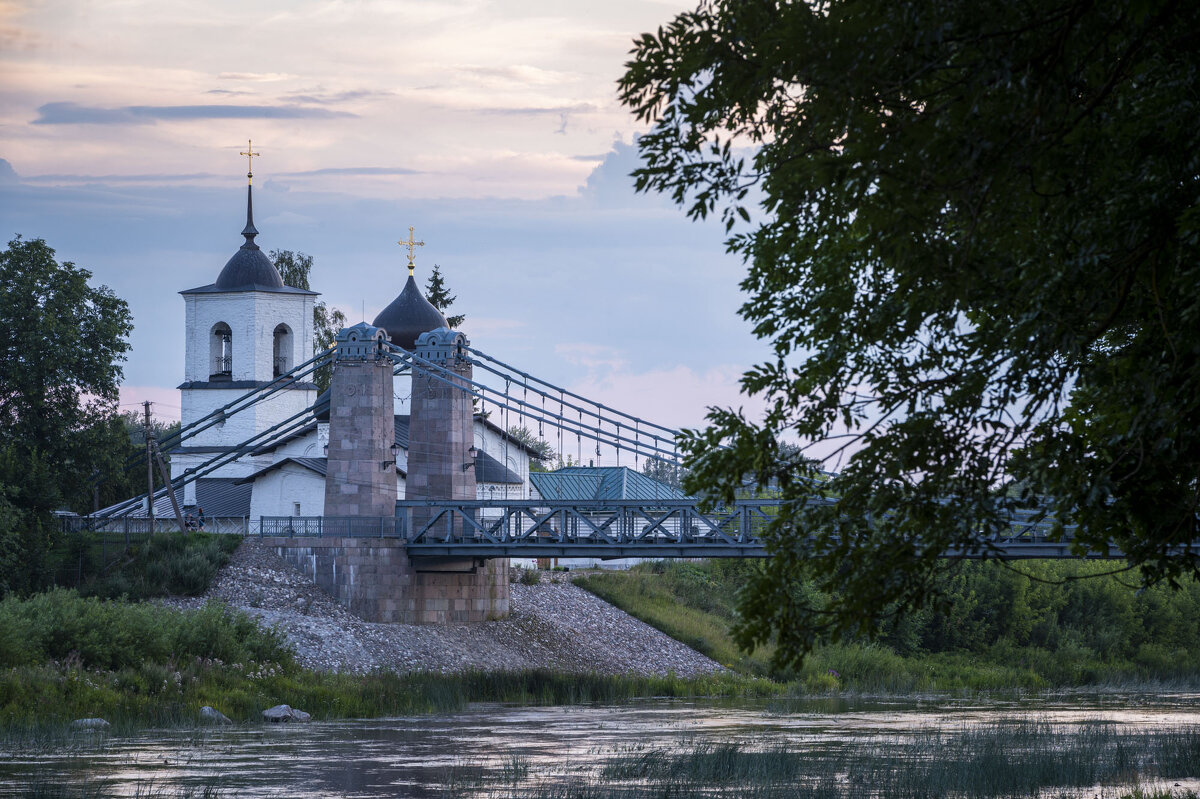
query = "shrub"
xmin=0 ymin=589 xmax=291 ymax=670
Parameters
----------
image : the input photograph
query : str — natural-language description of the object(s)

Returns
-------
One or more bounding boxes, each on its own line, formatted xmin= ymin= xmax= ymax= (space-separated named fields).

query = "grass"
xmin=575 ymin=566 xmax=1047 ymax=691
xmin=474 ymin=722 xmax=1200 ymax=799
xmin=575 ymin=563 xmax=777 ymax=676
xmin=0 ymin=663 xmax=781 ymax=729
xmin=0 ymin=589 xmax=290 ymax=671
xmin=574 ymin=560 xmax=1200 ymax=692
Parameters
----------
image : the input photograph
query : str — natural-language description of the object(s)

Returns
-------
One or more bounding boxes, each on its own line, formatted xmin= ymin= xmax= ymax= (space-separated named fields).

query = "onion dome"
xmin=213 ymin=184 xmax=285 ymax=291
xmin=372 ymin=274 xmax=447 ymax=350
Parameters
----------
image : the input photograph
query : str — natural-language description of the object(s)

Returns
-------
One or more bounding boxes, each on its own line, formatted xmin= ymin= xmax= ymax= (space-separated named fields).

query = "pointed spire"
xmin=238 ymin=139 xmax=261 ymax=251
xmin=241 ymin=183 xmax=260 ymax=250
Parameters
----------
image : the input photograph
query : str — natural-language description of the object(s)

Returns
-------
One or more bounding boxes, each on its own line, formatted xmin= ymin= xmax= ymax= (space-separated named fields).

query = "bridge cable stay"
xmin=146 ymin=347 xmax=332 ymax=459
xmin=101 ymin=348 xmax=335 ymax=498
xmin=503 ymin=379 xmax=511 ymax=501
xmin=461 ymin=346 xmax=678 ymax=443
xmin=468 ymin=352 xmax=680 ymax=450
xmin=383 ymin=345 xmax=681 ymax=462
xmin=464 ymin=345 xmax=678 ymax=438
xmin=462 ymin=351 xmax=684 ymax=468
xmin=97 ymin=402 xmax=324 ymax=518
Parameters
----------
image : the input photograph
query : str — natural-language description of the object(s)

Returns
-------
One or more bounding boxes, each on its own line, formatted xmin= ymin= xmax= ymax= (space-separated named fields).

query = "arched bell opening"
xmin=210 ymin=323 xmax=233 ymax=380
xmin=273 ymin=323 xmax=293 ymax=377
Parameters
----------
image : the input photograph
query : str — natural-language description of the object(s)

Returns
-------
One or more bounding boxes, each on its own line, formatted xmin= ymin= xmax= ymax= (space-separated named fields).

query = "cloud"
xmin=32 ymin=102 xmax=355 ymax=125
xmin=280 ymin=166 xmax=420 ymax=177
xmin=285 ymin=89 xmax=393 ymax=105
xmin=217 ymin=72 xmax=296 ymax=82
xmin=0 ymin=158 xmax=18 ymax=183
xmin=456 ymin=65 xmax=575 ymax=87
xmin=477 ymin=102 xmax=598 ymax=116
xmin=24 ymin=172 xmax=216 ymax=183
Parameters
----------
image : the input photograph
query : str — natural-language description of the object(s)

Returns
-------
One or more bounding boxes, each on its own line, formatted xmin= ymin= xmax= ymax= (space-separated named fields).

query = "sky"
xmin=0 ymin=0 xmax=772 ymax=457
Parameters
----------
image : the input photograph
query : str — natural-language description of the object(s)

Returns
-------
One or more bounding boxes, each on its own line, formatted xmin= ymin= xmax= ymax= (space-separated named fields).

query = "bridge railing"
xmin=253 ymin=500 xmax=1109 ymax=558
xmin=259 ymin=516 xmax=404 ymax=538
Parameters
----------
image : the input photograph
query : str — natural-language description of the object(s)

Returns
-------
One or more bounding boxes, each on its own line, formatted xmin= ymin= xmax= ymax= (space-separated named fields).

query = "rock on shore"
xmin=163 ymin=539 xmax=723 ymax=677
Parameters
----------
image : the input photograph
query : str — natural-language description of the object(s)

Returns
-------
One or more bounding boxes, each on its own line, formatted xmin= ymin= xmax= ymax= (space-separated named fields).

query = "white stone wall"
xmin=274 ymin=427 xmax=325 ymax=459
xmin=180 ymin=387 xmax=317 ymax=451
xmin=178 ymin=287 xmax=317 ymax=497
xmin=183 ymin=291 xmax=314 ymax=383
xmin=473 ymin=420 xmax=532 ymax=499
xmin=249 ymin=463 xmax=327 ymax=519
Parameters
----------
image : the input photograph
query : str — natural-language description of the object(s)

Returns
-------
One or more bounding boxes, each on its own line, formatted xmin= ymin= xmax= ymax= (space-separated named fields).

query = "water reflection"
xmin=4 ymin=693 xmax=1200 ymax=798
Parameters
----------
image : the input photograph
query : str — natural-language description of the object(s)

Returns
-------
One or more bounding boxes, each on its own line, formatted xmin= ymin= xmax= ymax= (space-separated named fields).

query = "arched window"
xmin=273 ymin=324 xmax=293 ymax=377
xmin=210 ymin=323 xmax=232 ymax=379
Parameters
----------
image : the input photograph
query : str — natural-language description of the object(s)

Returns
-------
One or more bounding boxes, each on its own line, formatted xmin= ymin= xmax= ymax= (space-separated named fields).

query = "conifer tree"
xmin=424 ymin=265 xmax=465 ymax=328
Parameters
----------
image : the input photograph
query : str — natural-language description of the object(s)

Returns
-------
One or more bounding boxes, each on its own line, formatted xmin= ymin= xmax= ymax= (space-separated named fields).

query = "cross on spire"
xmin=399 ymin=225 xmax=425 ymax=275
xmin=240 ymin=139 xmax=260 ymax=184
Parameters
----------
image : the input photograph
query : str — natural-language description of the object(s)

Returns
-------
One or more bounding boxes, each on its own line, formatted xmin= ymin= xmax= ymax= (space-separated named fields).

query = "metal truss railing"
xmin=251 ymin=499 xmax=1133 ymax=560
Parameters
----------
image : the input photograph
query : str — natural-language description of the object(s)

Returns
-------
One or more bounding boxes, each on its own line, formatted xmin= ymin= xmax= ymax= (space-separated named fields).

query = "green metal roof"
xmin=529 ymin=466 xmax=688 ymax=502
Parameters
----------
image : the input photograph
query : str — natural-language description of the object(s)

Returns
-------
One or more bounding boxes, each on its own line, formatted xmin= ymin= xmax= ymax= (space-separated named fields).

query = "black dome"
xmin=372 ymin=275 xmax=447 ymax=350
xmin=215 ymin=247 xmax=284 ymax=291
xmin=212 ymin=183 xmax=285 ymax=291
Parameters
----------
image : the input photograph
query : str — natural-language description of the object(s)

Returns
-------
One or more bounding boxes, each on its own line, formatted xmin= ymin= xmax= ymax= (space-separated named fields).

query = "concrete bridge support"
xmin=262 ymin=536 xmax=509 ymax=623
xmin=313 ymin=324 xmax=509 ymax=624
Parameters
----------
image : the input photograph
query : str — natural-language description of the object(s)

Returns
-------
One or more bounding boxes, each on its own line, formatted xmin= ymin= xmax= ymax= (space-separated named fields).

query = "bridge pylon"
xmin=265 ymin=323 xmax=509 ymax=625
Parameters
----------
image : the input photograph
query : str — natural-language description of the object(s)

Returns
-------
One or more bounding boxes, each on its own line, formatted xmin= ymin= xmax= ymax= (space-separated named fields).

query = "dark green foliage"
xmin=620 ymin=0 xmax=1200 ymax=667
xmin=0 ymin=658 xmax=772 ymax=728
xmin=271 ymin=249 xmax=346 ymax=392
xmin=424 ymin=264 xmax=465 ymax=328
xmin=90 ymin=411 xmax=182 ymax=514
xmin=68 ymin=533 xmax=241 ymax=600
xmin=0 ymin=589 xmax=290 ymax=672
xmin=508 ymin=426 xmax=555 ymax=469
xmin=0 ymin=237 xmax=133 ymax=594
xmin=581 ymin=559 xmax=1200 ymax=686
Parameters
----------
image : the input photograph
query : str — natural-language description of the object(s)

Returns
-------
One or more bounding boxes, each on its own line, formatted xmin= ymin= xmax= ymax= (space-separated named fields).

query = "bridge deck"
xmin=253 ymin=499 xmax=1137 ymax=560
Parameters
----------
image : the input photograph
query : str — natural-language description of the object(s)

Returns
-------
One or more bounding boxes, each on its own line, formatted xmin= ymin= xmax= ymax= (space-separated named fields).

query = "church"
xmin=163 ymin=172 xmax=541 ymax=523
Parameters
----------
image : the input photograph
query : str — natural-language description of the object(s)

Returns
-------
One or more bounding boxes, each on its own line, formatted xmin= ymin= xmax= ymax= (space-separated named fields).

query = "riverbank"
xmin=160 ymin=539 xmax=724 ymax=676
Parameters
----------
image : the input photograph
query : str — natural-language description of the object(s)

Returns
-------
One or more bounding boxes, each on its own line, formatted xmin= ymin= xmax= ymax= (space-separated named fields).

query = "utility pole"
xmin=144 ymin=400 xmax=155 ymax=530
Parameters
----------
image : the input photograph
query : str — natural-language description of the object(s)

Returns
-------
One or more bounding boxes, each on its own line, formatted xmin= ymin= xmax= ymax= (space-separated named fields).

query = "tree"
xmin=270 ymin=249 xmax=346 ymax=392
xmin=425 ymin=265 xmax=465 ymax=328
xmin=620 ymin=1 xmax=1200 ymax=667
xmin=642 ymin=456 xmax=687 ymax=490
xmin=507 ymin=426 xmax=555 ymax=470
xmin=271 ymin=248 xmax=313 ymax=291
xmin=0 ymin=236 xmax=133 ymax=591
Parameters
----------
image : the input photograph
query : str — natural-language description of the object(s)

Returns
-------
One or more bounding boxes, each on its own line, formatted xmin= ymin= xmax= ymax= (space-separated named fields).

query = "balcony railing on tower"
xmin=211 ymin=356 xmax=232 ymax=379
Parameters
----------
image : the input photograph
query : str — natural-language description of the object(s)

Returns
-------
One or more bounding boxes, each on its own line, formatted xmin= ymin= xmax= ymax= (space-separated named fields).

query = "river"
xmin=5 ymin=692 xmax=1200 ymax=798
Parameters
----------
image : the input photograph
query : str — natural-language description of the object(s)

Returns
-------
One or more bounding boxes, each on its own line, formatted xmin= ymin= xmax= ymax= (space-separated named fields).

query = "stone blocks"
xmin=263 ymin=537 xmax=508 ymax=623
xmin=323 ymin=358 xmax=396 ymax=518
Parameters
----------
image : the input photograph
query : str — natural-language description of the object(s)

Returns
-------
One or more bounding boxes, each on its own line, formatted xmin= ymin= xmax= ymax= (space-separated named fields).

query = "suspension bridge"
xmin=89 ymin=328 xmax=1099 ymax=561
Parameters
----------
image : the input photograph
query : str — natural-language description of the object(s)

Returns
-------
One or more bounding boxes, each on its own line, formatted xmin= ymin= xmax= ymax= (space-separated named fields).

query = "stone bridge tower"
xmin=323 ymin=323 xmax=396 ymax=520
xmin=403 ymin=326 xmax=509 ymax=622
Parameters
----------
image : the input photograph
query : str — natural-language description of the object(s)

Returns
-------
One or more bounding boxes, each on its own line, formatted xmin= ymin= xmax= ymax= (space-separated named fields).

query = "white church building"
xmin=163 ymin=180 xmax=535 ymax=523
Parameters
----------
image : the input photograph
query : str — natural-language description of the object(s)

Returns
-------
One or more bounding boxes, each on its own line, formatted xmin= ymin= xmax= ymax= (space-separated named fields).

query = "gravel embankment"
xmin=164 ymin=539 xmax=723 ymax=677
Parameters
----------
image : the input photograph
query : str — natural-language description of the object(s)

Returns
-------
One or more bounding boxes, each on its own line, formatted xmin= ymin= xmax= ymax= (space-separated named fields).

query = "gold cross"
xmin=240 ymin=139 xmax=260 ymax=184
xmin=398 ymin=225 xmax=425 ymax=275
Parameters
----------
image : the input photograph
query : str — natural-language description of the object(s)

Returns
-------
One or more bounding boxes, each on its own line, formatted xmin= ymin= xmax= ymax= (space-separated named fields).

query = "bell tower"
xmin=171 ymin=143 xmax=319 ymax=504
